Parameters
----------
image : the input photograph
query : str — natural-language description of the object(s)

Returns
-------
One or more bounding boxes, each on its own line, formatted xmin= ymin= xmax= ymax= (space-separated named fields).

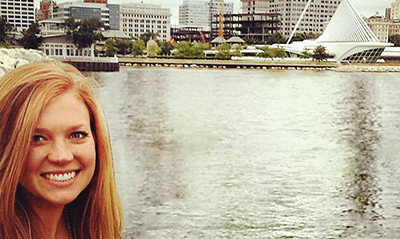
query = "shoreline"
xmin=119 ymin=57 xmax=400 ymax=72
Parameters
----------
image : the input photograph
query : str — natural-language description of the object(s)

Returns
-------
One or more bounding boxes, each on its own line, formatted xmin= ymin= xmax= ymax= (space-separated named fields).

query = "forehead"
xmin=36 ymin=92 xmax=91 ymax=127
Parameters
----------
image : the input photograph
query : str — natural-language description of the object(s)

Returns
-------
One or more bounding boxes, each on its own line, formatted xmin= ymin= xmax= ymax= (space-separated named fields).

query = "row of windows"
xmin=122 ymin=19 xmax=167 ymax=24
xmin=126 ymin=32 xmax=168 ymax=39
xmin=284 ymin=27 xmax=324 ymax=31
xmin=124 ymin=28 xmax=167 ymax=33
xmin=1 ymin=15 xmax=34 ymax=19
xmin=121 ymin=13 xmax=168 ymax=19
xmin=122 ymin=23 xmax=167 ymax=29
xmin=0 ymin=2 xmax=33 ymax=6
xmin=1 ymin=6 xmax=34 ymax=11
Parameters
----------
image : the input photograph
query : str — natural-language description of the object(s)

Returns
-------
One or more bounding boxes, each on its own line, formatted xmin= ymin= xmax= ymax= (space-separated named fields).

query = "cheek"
xmin=81 ymin=141 xmax=96 ymax=169
xmin=25 ymin=148 xmax=45 ymax=172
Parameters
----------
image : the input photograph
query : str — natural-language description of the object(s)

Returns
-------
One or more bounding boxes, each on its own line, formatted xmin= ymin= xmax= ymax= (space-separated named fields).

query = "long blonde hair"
xmin=0 ymin=61 xmax=123 ymax=239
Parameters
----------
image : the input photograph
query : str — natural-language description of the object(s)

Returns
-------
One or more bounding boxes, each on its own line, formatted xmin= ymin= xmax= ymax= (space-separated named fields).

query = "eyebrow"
xmin=34 ymin=124 xmax=90 ymax=133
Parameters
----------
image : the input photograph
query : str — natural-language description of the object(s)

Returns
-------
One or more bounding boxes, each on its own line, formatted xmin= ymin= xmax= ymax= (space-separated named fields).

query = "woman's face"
xmin=19 ymin=92 xmax=96 ymax=207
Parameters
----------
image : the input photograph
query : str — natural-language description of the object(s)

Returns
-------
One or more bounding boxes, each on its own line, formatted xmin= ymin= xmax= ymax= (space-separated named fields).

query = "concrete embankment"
xmin=119 ymin=57 xmax=337 ymax=70
xmin=0 ymin=48 xmax=48 ymax=78
xmin=337 ymin=65 xmax=400 ymax=72
xmin=120 ymin=57 xmax=400 ymax=72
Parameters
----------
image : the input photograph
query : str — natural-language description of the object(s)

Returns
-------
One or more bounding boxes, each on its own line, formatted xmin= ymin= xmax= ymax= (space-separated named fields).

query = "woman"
xmin=0 ymin=61 xmax=123 ymax=239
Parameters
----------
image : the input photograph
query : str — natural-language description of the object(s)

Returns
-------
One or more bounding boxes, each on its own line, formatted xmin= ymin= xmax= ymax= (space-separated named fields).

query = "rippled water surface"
xmin=97 ymin=68 xmax=400 ymax=238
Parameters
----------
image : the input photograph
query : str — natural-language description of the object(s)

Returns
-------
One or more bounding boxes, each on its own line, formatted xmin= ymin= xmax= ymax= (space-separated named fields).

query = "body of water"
xmin=97 ymin=68 xmax=400 ymax=238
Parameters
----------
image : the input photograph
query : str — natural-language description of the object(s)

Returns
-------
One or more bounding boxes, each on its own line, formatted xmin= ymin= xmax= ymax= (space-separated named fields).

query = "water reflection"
xmin=336 ymin=77 xmax=384 ymax=236
xmin=97 ymin=69 xmax=400 ymax=238
xmin=113 ymin=70 xmax=187 ymax=238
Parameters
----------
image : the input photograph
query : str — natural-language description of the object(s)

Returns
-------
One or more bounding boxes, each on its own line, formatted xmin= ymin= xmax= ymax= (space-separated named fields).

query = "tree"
xmin=147 ymin=43 xmax=159 ymax=57
xmin=312 ymin=45 xmax=335 ymax=62
xmin=63 ymin=17 xmax=104 ymax=49
xmin=191 ymin=43 xmax=206 ymax=58
xmin=19 ymin=23 xmax=43 ymax=49
xmin=103 ymin=39 xmax=118 ymax=56
xmin=266 ymin=32 xmax=287 ymax=45
xmin=258 ymin=46 xmax=274 ymax=60
xmin=158 ymin=41 xmax=174 ymax=56
xmin=290 ymin=32 xmax=320 ymax=43
xmin=215 ymin=43 xmax=231 ymax=60
xmin=389 ymin=34 xmax=400 ymax=46
xmin=232 ymin=45 xmax=243 ymax=57
xmin=131 ymin=40 xmax=145 ymax=56
xmin=0 ymin=16 xmax=14 ymax=44
xmin=174 ymin=41 xmax=205 ymax=59
xmin=139 ymin=32 xmax=160 ymax=44
xmin=272 ymin=47 xmax=287 ymax=59
xmin=116 ymin=39 xmax=132 ymax=56
xmin=299 ymin=48 xmax=312 ymax=59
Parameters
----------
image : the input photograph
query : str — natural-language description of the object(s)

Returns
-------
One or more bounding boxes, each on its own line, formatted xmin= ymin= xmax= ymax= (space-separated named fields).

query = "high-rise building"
xmin=241 ymin=0 xmax=341 ymax=37
xmin=391 ymin=0 xmax=400 ymax=20
xmin=38 ymin=0 xmax=56 ymax=20
xmin=179 ymin=0 xmax=234 ymax=29
xmin=365 ymin=16 xmax=390 ymax=43
xmin=0 ymin=0 xmax=35 ymax=31
xmin=52 ymin=2 xmax=111 ymax=28
xmin=120 ymin=2 xmax=171 ymax=41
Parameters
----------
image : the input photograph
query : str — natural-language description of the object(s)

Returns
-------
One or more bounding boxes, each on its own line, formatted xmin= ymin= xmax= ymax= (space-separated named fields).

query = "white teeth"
xmin=44 ymin=171 xmax=76 ymax=181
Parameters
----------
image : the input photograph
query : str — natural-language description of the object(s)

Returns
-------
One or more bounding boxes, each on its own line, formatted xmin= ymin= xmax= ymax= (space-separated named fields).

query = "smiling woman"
xmin=0 ymin=61 xmax=123 ymax=239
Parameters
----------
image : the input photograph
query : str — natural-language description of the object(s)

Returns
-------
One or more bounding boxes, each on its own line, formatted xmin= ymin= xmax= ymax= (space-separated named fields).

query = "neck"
xmin=25 ymin=197 xmax=71 ymax=239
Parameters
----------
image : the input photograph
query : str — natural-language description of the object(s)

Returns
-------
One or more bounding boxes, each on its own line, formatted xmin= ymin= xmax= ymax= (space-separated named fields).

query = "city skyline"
xmin=34 ymin=0 xmax=395 ymax=26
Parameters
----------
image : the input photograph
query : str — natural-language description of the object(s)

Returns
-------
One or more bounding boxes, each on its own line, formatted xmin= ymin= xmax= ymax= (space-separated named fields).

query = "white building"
xmin=365 ymin=16 xmax=390 ymax=43
xmin=0 ymin=0 xmax=35 ymax=32
xmin=281 ymin=0 xmax=393 ymax=63
xmin=389 ymin=21 xmax=400 ymax=36
xmin=241 ymin=0 xmax=341 ymax=37
xmin=391 ymin=0 xmax=400 ymax=20
xmin=120 ymin=2 xmax=171 ymax=41
xmin=240 ymin=0 xmax=269 ymax=15
xmin=179 ymin=0 xmax=234 ymax=29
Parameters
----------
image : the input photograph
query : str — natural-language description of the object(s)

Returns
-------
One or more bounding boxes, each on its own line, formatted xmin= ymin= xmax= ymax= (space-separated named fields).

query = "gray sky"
xmin=35 ymin=0 xmax=395 ymax=25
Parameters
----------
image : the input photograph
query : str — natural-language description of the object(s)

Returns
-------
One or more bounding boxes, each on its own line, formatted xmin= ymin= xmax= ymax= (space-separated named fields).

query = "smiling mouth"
xmin=40 ymin=171 xmax=80 ymax=181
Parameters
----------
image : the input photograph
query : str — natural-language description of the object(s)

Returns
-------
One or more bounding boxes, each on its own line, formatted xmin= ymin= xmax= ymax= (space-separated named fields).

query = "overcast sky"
xmin=35 ymin=0 xmax=395 ymax=26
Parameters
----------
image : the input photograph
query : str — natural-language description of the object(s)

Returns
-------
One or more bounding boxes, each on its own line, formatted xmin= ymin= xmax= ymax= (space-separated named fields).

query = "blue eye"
xmin=70 ymin=131 xmax=88 ymax=140
xmin=33 ymin=135 xmax=45 ymax=143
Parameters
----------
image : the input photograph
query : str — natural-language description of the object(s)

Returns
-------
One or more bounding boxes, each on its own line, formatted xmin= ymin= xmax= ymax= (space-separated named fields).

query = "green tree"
xmin=158 ymin=41 xmax=174 ymax=56
xmin=191 ymin=42 xmax=206 ymax=58
xmin=389 ymin=34 xmax=400 ymax=46
xmin=131 ymin=40 xmax=145 ymax=56
xmin=63 ymin=17 xmax=104 ymax=49
xmin=147 ymin=43 xmax=159 ymax=57
xmin=139 ymin=32 xmax=160 ymax=44
xmin=232 ymin=45 xmax=243 ymax=57
xmin=116 ymin=39 xmax=132 ymax=56
xmin=299 ymin=48 xmax=312 ymax=59
xmin=174 ymin=41 xmax=205 ymax=59
xmin=215 ymin=43 xmax=231 ymax=60
xmin=0 ymin=16 xmax=14 ymax=44
xmin=272 ymin=47 xmax=287 ymax=59
xmin=312 ymin=45 xmax=335 ymax=62
xmin=103 ymin=38 xmax=118 ymax=56
xmin=19 ymin=23 xmax=43 ymax=49
xmin=289 ymin=32 xmax=320 ymax=43
xmin=258 ymin=46 xmax=274 ymax=60
xmin=266 ymin=32 xmax=287 ymax=45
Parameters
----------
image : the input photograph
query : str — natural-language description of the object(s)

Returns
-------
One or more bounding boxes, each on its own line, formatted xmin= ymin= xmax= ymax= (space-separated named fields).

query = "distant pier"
xmin=50 ymin=56 xmax=120 ymax=72
xmin=66 ymin=60 xmax=119 ymax=72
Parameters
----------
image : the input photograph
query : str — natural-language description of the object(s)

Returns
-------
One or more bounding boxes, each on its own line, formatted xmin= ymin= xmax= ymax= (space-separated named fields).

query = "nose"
xmin=48 ymin=139 xmax=74 ymax=163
